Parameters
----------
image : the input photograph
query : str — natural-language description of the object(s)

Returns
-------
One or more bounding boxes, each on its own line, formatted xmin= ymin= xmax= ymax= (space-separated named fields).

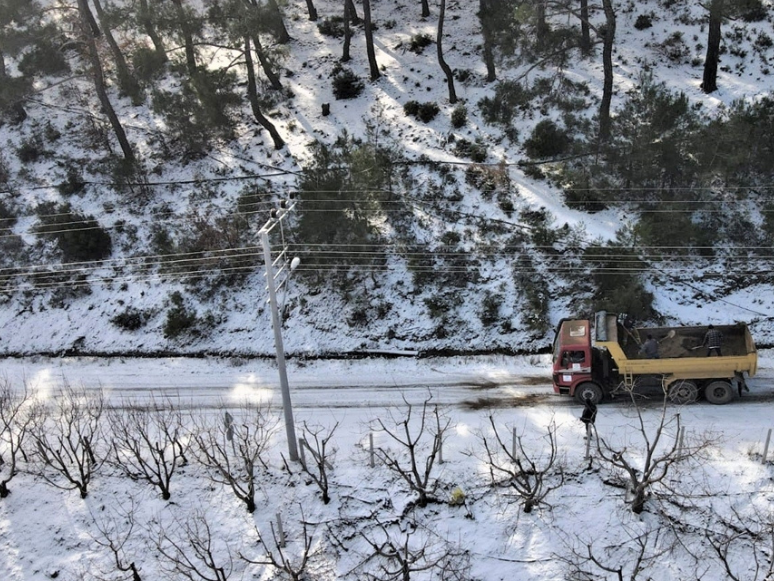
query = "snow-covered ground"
xmin=1 ymin=352 xmax=774 ymax=580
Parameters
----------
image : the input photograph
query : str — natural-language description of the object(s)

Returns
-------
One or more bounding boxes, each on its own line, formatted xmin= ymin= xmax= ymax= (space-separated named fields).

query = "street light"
xmin=259 ymin=201 xmax=299 ymax=462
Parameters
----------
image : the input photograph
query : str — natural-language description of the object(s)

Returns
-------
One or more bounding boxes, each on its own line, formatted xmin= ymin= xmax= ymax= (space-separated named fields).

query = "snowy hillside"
xmin=2 ymin=0 xmax=774 ymax=356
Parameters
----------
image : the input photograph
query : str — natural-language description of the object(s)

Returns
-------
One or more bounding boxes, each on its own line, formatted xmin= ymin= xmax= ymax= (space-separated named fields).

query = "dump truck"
xmin=551 ymin=311 xmax=757 ymax=404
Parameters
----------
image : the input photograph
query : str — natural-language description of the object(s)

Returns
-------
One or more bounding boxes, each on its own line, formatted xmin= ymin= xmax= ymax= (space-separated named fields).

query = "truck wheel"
xmin=575 ymin=383 xmax=603 ymax=404
xmin=705 ymin=380 xmax=734 ymax=405
xmin=668 ymin=380 xmax=698 ymax=404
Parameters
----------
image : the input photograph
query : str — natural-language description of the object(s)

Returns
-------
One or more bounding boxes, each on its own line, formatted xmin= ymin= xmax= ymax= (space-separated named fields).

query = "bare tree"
xmin=593 ymin=392 xmax=712 ymax=514
xmin=480 ymin=415 xmax=563 ymax=513
xmin=342 ymin=0 xmax=353 ymax=62
xmin=303 ymin=0 xmax=318 ymax=21
xmin=559 ymin=524 xmax=674 ymax=581
xmin=420 ymin=0 xmax=430 ymax=17
xmin=31 ymin=385 xmax=105 ymax=499
xmin=109 ymin=395 xmax=188 ymax=500
xmin=298 ymin=420 xmax=338 ymax=504
xmin=154 ymin=512 xmax=233 ymax=581
xmin=266 ymin=0 xmax=291 ymax=43
xmin=705 ymin=504 xmax=774 ymax=581
xmin=89 ymin=499 xmax=143 ymax=581
xmin=358 ymin=517 xmax=470 ymax=581
xmin=191 ymin=403 xmax=278 ymax=513
xmin=240 ymin=509 xmax=314 ymax=581
xmin=437 ymin=0 xmax=457 ymax=104
xmin=77 ymin=0 xmax=135 ymax=161
xmin=363 ymin=0 xmax=380 ymax=80
xmin=0 ymin=380 xmax=36 ymax=498
xmin=372 ymin=395 xmax=451 ymax=508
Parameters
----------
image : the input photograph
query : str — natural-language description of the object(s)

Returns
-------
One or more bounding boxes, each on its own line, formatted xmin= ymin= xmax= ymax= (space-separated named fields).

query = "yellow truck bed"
xmin=595 ymin=314 xmax=757 ymax=385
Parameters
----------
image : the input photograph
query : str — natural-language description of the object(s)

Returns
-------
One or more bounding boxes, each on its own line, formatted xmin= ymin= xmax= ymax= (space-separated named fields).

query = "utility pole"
xmin=260 ymin=201 xmax=298 ymax=462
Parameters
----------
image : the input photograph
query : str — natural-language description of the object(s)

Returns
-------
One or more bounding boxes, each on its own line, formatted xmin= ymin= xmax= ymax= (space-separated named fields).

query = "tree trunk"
xmin=0 ymin=480 xmax=9 ymax=498
xmin=78 ymin=0 xmax=135 ymax=162
xmin=703 ymin=0 xmax=723 ymax=94
xmin=245 ymin=37 xmax=285 ymax=150
xmin=304 ymin=0 xmax=318 ymax=21
xmin=342 ymin=0 xmax=352 ymax=62
xmin=421 ymin=0 xmax=430 ymax=17
xmin=91 ymin=0 xmax=142 ymax=103
xmin=536 ymin=0 xmax=549 ymax=47
xmin=363 ymin=0 xmax=380 ymax=81
xmin=138 ymin=0 xmax=167 ymax=60
xmin=579 ymin=0 xmax=590 ymax=57
xmin=170 ymin=0 xmax=197 ymax=76
xmin=345 ymin=0 xmax=360 ymax=24
xmin=437 ymin=0 xmax=457 ymax=104
xmin=252 ymin=32 xmax=282 ymax=89
xmin=479 ymin=0 xmax=496 ymax=82
xmin=267 ymin=0 xmax=291 ymax=44
xmin=599 ymin=0 xmax=616 ymax=142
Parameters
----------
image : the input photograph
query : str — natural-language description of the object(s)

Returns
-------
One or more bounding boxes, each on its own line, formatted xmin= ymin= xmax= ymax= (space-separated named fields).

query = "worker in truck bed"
xmin=640 ymin=334 xmax=660 ymax=359
xmin=702 ymin=325 xmax=723 ymax=357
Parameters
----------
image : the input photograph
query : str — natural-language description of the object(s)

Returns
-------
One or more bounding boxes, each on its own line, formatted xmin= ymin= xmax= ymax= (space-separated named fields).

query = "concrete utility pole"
xmin=260 ymin=201 xmax=299 ymax=462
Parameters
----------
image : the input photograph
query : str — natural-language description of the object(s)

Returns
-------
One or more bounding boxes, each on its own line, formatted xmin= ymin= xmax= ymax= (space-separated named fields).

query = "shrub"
xmin=332 ymin=66 xmax=364 ymax=100
xmin=523 ymin=120 xmax=570 ymax=158
xmin=16 ymin=137 xmax=45 ymax=163
xmin=478 ymin=80 xmax=534 ymax=126
xmin=451 ymin=104 xmax=467 ymax=128
xmin=409 ymin=33 xmax=433 ymax=53
xmin=318 ymin=16 xmax=345 ymax=38
xmin=454 ymin=138 xmax=487 ymax=162
xmin=634 ymin=14 xmax=653 ymax=30
xmin=404 ymin=100 xmax=439 ymax=122
xmin=132 ymin=47 xmax=167 ymax=82
xmin=35 ymin=202 xmax=112 ymax=262
xmin=480 ymin=293 xmax=503 ymax=326
xmin=18 ymin=37 xmax=70 ymax=77
xmin=111 ymin=308 xmax=149 ymax=331
xmin=739 ymin=0 xmax=766 ymax=22
xmin=163 ymin=291 xmax=198 ymax=338
xmin=58 ymin=166 xmax=86 ymax=197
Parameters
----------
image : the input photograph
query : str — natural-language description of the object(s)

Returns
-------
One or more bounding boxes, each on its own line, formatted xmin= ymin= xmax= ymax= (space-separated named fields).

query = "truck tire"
xmin=668 ymin=380 xmax=698 ymax=404
xmin=704 ymin=380 xmax=734 ymax=405
xmin=575 ymin=382 xmax=603 ymax=404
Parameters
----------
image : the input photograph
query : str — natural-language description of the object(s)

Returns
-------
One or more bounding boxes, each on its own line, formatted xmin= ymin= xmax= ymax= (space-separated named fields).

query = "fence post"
xmin=276 ymin=513 xmax=285 ymax=548
xmin=762 ymin=428 xmax=772 ymax=465
xmin=512 ymin=427 xmax=517 ymax=459
xmin=369 ymin=433 xmax=375 ymax=468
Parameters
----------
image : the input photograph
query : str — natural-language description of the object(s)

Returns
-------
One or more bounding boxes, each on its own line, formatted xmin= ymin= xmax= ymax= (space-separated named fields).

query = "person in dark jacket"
xmin=580 ymin=394 xmax=597 ymax=438
xmin=640 ymin=334 xmax=659 ymax=359
xmin=702 ymin=325 xmax=723 ymax=357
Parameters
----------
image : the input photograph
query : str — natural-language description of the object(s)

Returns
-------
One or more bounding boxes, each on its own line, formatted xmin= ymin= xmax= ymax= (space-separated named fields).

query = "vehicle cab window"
xmin=562 ymin=350 xmax=586 ymax=368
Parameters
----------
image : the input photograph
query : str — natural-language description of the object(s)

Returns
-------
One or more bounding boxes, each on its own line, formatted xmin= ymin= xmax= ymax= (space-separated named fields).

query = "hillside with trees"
xmin=1 ymin=0 xmax=774 ymax=356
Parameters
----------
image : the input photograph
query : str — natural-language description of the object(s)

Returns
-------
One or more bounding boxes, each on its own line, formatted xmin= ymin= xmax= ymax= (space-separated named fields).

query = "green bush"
xmin=318 ymin=16 xmax=346 ymax=38
xmin=163 ymin=291 xmax=198 ymax=338
xmin=451 ymin=104 xmax=467 ymax=128
xmin=480 ymin=293 xmax=503 ymax=327
xmin=58 ymin=166 xmax=86 ymax=197
xmin=523 ymin=120 xmax=570 ymax=158
xmin=35 ymin=202 xmax=112 ymax=262
xmin=478 ymin=80 xmax=534 ymax=126
xmin=634 ymin=14 xmax=653 ymax=30
xmin=454 ymin=138 xmax=487 ymax=162
xmin=18 ymin=38 xmax=70 ymax=77
xmin=409 ymin=33 xmax=433 ymax=53
xmin=132 ymin=47 xmax=167 ymax=82
xmin=332 ymin=66 xmax=364 ymax=100
xmin=111 ymin=308 xmax=149 ymax=331
xmin=404 ymin=101 xmax=439 ymax=123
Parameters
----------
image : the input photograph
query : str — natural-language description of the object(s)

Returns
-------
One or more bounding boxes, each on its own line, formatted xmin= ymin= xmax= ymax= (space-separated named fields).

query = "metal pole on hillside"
xmin=260 ymin=202 xmax=299 ymax=462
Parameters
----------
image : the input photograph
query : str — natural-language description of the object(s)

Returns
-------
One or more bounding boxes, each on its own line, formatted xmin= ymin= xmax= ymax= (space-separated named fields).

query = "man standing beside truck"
xmin=702 ymin=325 xmax=723 ymax=357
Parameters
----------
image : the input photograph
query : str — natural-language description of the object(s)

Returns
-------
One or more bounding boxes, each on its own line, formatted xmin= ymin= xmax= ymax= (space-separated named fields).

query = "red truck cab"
xmin=552 ymin=318 xmax=597 ymax=401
